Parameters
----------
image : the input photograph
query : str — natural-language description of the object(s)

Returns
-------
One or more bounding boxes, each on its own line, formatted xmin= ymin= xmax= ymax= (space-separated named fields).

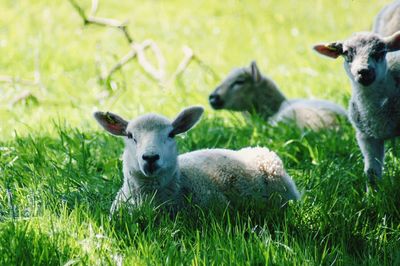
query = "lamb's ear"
xmin=94 ymin=111 xmax=128 ymax=136
xmin=313 ymin=42 xmax=343 ymax=59
xmin=170 ymin=106 xmax=204 ymax=136
xmin=250 ymin=61 xmax=261 ymax=83
xmin=384 ymin=31 xmax=400 ymax=52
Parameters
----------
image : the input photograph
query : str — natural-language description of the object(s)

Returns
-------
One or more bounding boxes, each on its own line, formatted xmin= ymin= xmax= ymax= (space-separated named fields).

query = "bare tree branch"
xmin=0 ymin=47 xmax=45 ymax=105
xmin=104 ymin=41 xmax=162 ymax=82
xmin=90 ymin=0 xmax=98 ymax=16
xmin=193 ymin=56 xmax=219 ymax=80
xmin=0 ymin=76 xmax=38 ymax=86
xmin=135 ymin=40 xmax=166 ymax=82
xmin=69 ymin=0 xmax=216 ymax=89
xmin=0 ymin=76 xmax=41 ymax=105
xmin=69 ymin=0 xmax=88 ymax=23
xmin=168 ymin=46 xmax=219 ymax=84
xmin=170 ymin=46 xmax=194 ymax=82
xmin=68 ymin=0 xmax=133 ymax=44
xmin=104 ymin=49 xmax=136 ymax=81
xmin=11 ymin=90 xmax=38 ymax=106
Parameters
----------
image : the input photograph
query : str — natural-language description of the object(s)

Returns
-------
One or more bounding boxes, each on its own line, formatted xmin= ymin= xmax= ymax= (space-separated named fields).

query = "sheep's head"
xmin=314 ymin=31 xmax=400 ymax=87
xmin=94 ymin=106 xmax=204 ymax=180
xmin=209 ymin=61 xmax=262 ymax=111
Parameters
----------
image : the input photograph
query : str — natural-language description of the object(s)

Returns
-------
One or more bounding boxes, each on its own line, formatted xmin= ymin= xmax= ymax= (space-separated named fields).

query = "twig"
xmin=69 ymin=0 xmax=133 ymax=44
xmin=68 ymin=0 xmax=88 ymax=22
xmin=0 ymin=76 xmax=38 ymax=86
xmin=11 ymin=90 xmax=38 ymax=106
xmin=193 ymin=56 xmax=219 ymax=80
xmin=104 ymin=49 xmax=137 ymax=81
xmin=90 ymin=0 xmax=98 ymax=16
xmin=0 ymin=75 xmax=43 ymax=105
xmin=0 ymin=48 xmax=45 ymax=105
xmin=169 ymin=46 xmax=219 ymax=83
xmin=135 ymin=40 xmax=166 ymax=82
xmin=104 ymin=40 xmax=166 ymax=84
xmin=170 ymin=46 xmax=195 ymax=81
xmin=69 ymin=0 xmax=216 ymax=88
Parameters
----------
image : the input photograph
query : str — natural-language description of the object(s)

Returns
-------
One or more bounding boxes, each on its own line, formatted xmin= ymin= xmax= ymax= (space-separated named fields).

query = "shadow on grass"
xmin=0 ymin=117 xmax=399 ymax=264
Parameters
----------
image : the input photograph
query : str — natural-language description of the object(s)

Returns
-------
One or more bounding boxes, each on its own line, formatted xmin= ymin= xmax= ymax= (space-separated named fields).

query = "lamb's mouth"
xmin=142 ymin=163 xmax=160 ymax=177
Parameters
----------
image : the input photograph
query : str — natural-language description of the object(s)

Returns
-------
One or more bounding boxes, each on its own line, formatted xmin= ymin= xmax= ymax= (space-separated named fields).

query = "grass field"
xmin=1 ymin=0 xmax=400 ymax=265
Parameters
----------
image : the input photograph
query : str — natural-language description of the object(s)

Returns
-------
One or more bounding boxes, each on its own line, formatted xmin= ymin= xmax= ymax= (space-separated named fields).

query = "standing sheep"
xmin=373 ymin=0 xmax=400 ymax=37
xmin=94 ymin=106 xmax=300 ymax=215
xmin=209 ymin=61 xmax=347 ymax=131
xmin=313 ymin=31 xmax=400 ymax=188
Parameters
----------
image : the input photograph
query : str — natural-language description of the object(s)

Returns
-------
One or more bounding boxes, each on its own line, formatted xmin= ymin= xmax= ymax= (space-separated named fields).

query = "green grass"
xmin=1 ymin=0 xmax=400 ymax=265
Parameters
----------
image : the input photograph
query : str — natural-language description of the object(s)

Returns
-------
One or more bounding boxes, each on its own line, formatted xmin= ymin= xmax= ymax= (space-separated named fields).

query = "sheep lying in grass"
xmin=313 ymin=31 xmax=400 ymax=188
xmin=373 ymin=0 xmax=400 ymax=37
xmin=209 ymin=61 xmax=347 ymax=131
xmin=94 ymin=106 xmax=300 ymax=215
xmin=179 ymin=147 xmax=300 ymax=210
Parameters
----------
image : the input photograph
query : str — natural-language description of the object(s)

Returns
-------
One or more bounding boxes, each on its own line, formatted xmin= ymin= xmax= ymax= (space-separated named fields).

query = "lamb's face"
xmin=125 ymin=115 xmax=178 ymax=178
xmin=209 ymin=67 xmax=256 ymax=111
xmin=341 ymin=33 xmax=388 ymax=87
xmin=94 ymin=106 xmax=204 ymax=182
xmin=314 ymin=31 xmax=400 ymax=88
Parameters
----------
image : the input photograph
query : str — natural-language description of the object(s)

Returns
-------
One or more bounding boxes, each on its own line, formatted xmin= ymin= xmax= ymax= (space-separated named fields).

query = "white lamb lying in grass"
xmin=209 ymin=61 xmax=347 ymax=131
xmin=94 ymin=106 xmax=300 ymax=215
xmin=179 ymin=147 xmax=300 ymax=210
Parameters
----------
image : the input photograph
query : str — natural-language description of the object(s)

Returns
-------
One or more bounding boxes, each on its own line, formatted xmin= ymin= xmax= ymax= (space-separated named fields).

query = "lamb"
xmin=313 ymin=31 xmax=400 ymax=188
xmin=373 ymin=0 xmax=400 ymax=37
xmin=93 ymin=106 xmax=300 ymax=215
xmin=208 ymin=61 xmax=347 ymax=131
xmin=179 ymin=147 xmax=300 ymax=210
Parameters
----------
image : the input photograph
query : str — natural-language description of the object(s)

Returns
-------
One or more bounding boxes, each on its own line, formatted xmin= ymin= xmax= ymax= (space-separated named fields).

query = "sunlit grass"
xmin=1 ymin=0 xmax=399 ymax=265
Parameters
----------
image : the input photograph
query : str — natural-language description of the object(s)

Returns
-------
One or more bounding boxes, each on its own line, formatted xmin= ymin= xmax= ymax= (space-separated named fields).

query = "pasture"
xmin=0 ymin=0 xmax=399 ymax=265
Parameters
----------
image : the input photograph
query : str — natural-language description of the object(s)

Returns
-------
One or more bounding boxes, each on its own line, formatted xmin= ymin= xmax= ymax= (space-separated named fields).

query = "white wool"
xmin=238 ymin=147 xmax=285 ymax=180
xmin=178 ymin=147 xmax=300 ymax=209
xmin=95 ymin=107 xmax=300 ymax=215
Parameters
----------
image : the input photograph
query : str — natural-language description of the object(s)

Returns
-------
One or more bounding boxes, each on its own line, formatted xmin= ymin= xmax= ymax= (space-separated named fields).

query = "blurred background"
xmin=0 ymin=1 xmax=387 ymax=139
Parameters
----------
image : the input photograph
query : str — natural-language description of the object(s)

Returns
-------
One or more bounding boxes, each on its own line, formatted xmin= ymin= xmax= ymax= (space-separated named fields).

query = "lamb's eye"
xmin=127 ymin=132 xmax=137 ymax=143
xmin=373 ymin=51 xmax=386 ymax=61
xmin=343 ymin=51 xmax=353 ymax=62
xmin=233 ymin=79 xmax=245 ymax=86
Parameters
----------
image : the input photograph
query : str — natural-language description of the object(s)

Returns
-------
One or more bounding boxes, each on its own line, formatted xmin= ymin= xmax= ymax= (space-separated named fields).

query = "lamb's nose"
xmin=209 ymin=94 xmax=224 ymax=109
xmin=358 ymin=68 xmax=374 ymax=77
xmin=142 ymin=154 xmax=160 ymax=163
xmin=357 ymin=68 xmax=376 ymax=86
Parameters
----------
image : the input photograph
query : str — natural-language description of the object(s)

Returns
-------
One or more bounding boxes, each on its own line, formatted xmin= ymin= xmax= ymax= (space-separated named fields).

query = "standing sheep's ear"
xmin=250 ymin=61 xmax=261 ymax=83
xmin=313 ymin=42 xmax=343 ymax=59
xmin=170 ymin=106 xmax=204 ymax=137
xmin=384 ymin=31 xmax=400 ymax=52
xmin=94 ymin=111 xmax=128 ymax=136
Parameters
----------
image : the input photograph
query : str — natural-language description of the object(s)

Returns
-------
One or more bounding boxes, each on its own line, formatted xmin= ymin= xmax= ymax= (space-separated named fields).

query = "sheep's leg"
xmin=110 ymin=193 xmax=120 ymax=218
xmin=356 ymin=131 xmax=384 ymax=190
xmin=109 ymin=185 xmax=139 ymax=218
xmin=109 ymin=189 xmax=126 ymax=218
